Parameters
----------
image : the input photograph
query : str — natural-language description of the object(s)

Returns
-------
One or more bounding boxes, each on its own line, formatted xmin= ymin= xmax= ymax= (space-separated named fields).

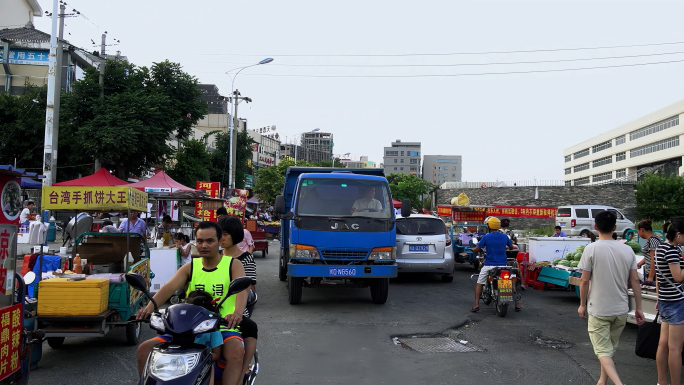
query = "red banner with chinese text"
xmin=436 ymin=205 xmax=452 ymax=217
xmin=0 ymin=304 xmax=23 ymax=381
xmin=485 ymin=206 xmax=557 ymax=219
xmin=195 ymin=182 xmax=221 ymax=222
xmin=452 ymin=211 xmax=486 ymax=222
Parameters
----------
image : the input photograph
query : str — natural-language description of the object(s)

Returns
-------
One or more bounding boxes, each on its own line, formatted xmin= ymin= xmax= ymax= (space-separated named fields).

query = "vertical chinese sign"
xmin=195 ymin=182 xmax=221 ymax=222
xmin=225 ymin=189 xmax=248 ymax=221
xmin=0 ymin=303 xmax=22 ymax=381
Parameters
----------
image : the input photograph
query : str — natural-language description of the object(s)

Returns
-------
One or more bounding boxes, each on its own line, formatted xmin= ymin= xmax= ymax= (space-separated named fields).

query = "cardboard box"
xmin=568 ymin=276 xmax=582 ymax=286
xmin=38 ymin=278 xmax=109 ymax=316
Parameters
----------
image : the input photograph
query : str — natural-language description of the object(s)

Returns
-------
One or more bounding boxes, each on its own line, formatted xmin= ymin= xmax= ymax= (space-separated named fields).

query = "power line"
xmin=190 ymin=40 xmax=684 ymax=57
xmin=227 ymin=58 xmax=684 ymax=78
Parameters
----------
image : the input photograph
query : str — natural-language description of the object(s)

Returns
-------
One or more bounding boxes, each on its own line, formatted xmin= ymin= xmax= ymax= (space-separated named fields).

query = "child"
xmin=170 ymin=232 xmax=192 ymax=266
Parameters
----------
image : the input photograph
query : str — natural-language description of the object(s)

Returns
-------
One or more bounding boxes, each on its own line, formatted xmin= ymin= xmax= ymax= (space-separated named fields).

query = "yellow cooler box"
xmin=38 ymin=278 xmax=110 ymax=316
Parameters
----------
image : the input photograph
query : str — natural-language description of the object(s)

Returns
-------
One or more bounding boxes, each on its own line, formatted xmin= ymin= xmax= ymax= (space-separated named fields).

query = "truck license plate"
xmin=409 ymin=245 xmax=429 ymax=252
xmin=329 ymin=267 xmax=357 ymax=277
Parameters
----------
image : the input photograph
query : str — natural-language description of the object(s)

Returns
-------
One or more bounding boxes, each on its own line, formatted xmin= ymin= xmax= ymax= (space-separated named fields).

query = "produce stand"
xmin=37 ymin=186 xmax=150 ymax=347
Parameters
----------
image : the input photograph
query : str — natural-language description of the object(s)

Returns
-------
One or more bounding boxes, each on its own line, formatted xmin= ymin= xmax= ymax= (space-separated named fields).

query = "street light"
xmin=222 ymin=58 xmax=274 ymax=192
xmin=293 ymin=128 xmax=320 ymax=165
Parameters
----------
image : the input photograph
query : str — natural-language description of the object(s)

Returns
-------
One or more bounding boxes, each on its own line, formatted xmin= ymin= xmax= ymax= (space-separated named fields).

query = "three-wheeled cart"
xmin=36 ymin=186 xmax=151 ymax=347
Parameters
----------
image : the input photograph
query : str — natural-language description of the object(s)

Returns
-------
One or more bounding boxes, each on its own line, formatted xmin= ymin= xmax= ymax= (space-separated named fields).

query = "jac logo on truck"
xmin=330 ymin=222 xmax=360 ymax=230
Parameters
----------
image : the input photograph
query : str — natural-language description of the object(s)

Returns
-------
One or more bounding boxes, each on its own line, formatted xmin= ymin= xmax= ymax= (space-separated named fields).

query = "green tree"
xmin=386 ymin=173 xmax=434 ymax=209
xmin=209 ymin=130 xmax=255 ymax=189
xmin=253 ymin=159 xmax=316 ymax=204
xmin=0 ymin=86 xmax=48 ymax=169
xmin=59 ymin=59 xmax=208 ymax=180
xmin=165 ymin=139 xmax=212 ymax=188
xmin=636 ymin=173 xmax=684 ymax=221
xmin=314 ymin=158 xmax=345 ymax=168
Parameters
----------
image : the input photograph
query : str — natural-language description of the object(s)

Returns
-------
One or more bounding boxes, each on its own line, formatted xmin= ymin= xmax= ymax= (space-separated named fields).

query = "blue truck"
xmin=275 ymin=167 xmax=409 ymax=304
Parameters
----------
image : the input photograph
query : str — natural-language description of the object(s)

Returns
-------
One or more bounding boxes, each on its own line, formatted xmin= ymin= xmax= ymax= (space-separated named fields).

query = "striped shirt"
xmin=654 ymin=242 xmax=684 ymax=301
xmin=641 ymin=235 xmax=662 ymax=277
xmin=236 ymin=252 xmax=257 ymax=317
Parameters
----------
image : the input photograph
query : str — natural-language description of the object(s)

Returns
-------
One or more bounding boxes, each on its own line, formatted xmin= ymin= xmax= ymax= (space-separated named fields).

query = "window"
xmin=630 ymin=136 xmax=680 ymax=158
xmin=616 ymin=152 xmax=626 ymax=162
xmin=592 ymin=171 xmax=612 ymax=183
xmin=394 ymin=167 xmax=397 ymax=171
xmin=573 ymin=162 xmax=590 ymax=172
xmin=443 ymin=173 xmax=447 ymax=177
xmin=565 ymin=181 xmax=572 ymax=186
xmin=565 ymin=168 xmax=571 ymax=175
xmin=592 ymin=156 xmax=612 ymax=168
xmin=393 ymin=159 xmax=397 ymax=163
xmin=400 ymin=151 xmax=404 ymax=156
xmin=385 ymin=151 xmax=398 ymax=156
xmin=574 ymin=177 xmax=590 ymax=186
xmin=409 ymin=151 xmax=420 ymax=157
xmin=400 ymin=167 xmax=404 ymax=171
xmin=438 ymin=159 xmax=449 ymax=163
xmin=629 ymin=115 xmax=679 ymax=141
xmin=608 ymin=209 xmax=625 ymax=220
xmin=452 ymin=173 xmax=456 ymax=177
xmin=592 ymin=140 xmax=612 ymax=153
xmin=574 ymin=148 xmax=590 ymax=159
xmin=410 ymin=159 xmax=418 ymax=164
xmin=557 ymin=208 xmax=571 ymax=217
xmin=590 ymin=208 xmax=604 ymax=218
xmin=575 ymin=208 xmax=590 ymax=218
xmin=564 ymin=155 xmax=571 ymax=163
xmin=396 ymin=218 xmax=446 ymax=236
xmin=400 ymin=159 xmax=404 ymax=163
xmin=615 ymin=135 xmax=626 ymax=145
xmin=616 ymin=169 xmax=626 ymax=178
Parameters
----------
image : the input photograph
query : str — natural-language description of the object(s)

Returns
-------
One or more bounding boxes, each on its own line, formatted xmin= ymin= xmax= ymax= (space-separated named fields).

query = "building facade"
xmin=339 ymin=156 xmax=376 ymax=169
xmin=279 ymin=144 xmax=331 ymax=164
xmin=302 ymin=131 xmax=334 ymax=161
xmin=563 ymin=99 xmax=684 ymax=185
xmin=422 ymin=155 xmax=462 ymax=185
xmin=383 ymin=140 xmax=421 ymax=176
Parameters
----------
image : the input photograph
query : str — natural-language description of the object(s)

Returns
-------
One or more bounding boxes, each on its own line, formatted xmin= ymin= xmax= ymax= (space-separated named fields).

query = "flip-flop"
xmin=515 ymin=306 xmax=522 ymax=312
xmin=470 ymin=306 xmax=480 ymax=313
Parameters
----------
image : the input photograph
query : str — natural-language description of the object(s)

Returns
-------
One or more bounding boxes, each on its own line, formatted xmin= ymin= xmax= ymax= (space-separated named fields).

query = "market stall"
xmin=36 ymin=185 xmax=150 ymax=347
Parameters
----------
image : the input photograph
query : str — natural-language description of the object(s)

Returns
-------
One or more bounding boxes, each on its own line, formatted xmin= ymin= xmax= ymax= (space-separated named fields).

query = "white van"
xmin=556 ymin=205 xmax=634 ymax=238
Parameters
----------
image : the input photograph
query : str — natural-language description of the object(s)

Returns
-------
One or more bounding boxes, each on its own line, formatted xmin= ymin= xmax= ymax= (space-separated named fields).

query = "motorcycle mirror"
xmin=23 ymin=271 xmax=36 ymax=285
xmin=125 ymin=273 xmax=158 ymax=312
xmin=216 ymin=277 xmax=253 ymax=311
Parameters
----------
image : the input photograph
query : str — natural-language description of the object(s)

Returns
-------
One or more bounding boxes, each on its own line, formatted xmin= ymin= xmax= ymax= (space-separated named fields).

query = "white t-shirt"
xmin=352 ymin=198 xmax=382 ymax=212
xmin=20 ymin=208 xmax=31 ymax=223
xmin=577 ymin=240 xmax=637 ymax=317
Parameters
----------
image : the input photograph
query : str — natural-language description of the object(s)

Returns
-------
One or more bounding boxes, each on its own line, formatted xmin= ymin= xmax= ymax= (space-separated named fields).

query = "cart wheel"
xmin=370 ymin=278 xmax=389 ymax=304
xmin=47 ymin=337 xmax=65 ymax=349
xmin=126 ymin=319 xmax=142 ymax=346
xmin=170 ymin=295 xmax=180 ymax=305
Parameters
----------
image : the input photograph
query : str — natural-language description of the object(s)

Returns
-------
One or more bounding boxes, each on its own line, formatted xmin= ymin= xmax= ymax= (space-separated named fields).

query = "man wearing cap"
xmin=470 ymin=216 xmax=521 ymax=312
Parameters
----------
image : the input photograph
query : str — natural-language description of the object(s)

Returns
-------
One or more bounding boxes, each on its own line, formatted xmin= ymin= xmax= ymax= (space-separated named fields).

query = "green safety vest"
xmin=186 ymin=256 xmax=236 ymax=320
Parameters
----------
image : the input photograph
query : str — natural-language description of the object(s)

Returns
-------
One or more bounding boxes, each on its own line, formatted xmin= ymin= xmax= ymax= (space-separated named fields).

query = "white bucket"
xmin=42 ymin=246 xmax=49 ymax=253
xmin=33 ymin=246 xmax=41 ymax=254
xmin=59 ymin=247 xmax=67 ymax=254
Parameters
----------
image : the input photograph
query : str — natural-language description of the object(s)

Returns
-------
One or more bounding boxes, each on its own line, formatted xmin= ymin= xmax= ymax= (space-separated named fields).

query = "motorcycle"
xmin=470 ymin=239 xmax=522 ymax=317
xmin=125 ymin=273 xmax=253 ymax=385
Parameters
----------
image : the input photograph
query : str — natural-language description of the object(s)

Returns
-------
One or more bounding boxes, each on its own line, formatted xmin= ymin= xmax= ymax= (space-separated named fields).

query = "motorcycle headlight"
xmin=290 ymin=244 xmax=320 ymax=259
xmin=150 ymin=314 xmax=165 ymax=333
xmin=369 ymin=247 xmax=395 ymax=260
xmin=149 ymin=351 xmax=201 ymax=381
xmin=192 ymin=319 xmax=218 ymax=334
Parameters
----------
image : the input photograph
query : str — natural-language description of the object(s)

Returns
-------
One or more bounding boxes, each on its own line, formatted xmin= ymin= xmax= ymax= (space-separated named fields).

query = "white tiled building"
xmin=563 ymin=100 xmax=684 ymax=185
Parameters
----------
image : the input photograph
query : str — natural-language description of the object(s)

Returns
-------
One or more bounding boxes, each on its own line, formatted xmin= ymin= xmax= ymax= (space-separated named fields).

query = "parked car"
xmin=395 ymin=214 xmax=454 ymax=282
xmin=556 ymin=205 xmax=634 ymax=238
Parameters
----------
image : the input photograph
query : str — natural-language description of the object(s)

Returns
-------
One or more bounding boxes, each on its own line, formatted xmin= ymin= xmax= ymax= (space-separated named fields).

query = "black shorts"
xmin=240 ymin=317 xmax=258 ymax=340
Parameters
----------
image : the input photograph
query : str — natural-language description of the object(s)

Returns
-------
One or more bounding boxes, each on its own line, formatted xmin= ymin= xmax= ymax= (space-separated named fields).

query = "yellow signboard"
xmin=41 ymin=186 xmax=148 ymax=212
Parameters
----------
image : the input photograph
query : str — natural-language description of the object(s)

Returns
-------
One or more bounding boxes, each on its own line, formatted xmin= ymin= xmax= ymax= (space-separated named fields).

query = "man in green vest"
xmin=136 ymin=221 xmax=248 ymax=385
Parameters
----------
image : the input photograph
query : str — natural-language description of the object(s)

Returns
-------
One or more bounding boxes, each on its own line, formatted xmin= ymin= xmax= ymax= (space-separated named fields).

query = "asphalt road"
xmin=30 ymin=241 xmax=660 ymax=384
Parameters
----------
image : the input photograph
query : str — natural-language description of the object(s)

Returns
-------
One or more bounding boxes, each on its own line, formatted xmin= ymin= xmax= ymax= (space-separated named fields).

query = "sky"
xmin=33 ymin=0 xmax=684 ymax=182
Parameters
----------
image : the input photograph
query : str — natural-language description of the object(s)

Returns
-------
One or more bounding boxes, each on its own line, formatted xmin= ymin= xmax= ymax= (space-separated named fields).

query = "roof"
xmin=0 ymin=27 xmax=51 ymax=43
xmin=53 ymin=168 xmax=129 ymax=186
xmin=0 ymin=164 xmax=44 ymax=178
xmin=125 ymin=170 xmax=195 ymax=192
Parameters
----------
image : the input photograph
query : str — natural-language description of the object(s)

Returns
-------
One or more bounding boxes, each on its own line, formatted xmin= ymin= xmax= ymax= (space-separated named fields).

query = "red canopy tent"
xmin=124 ymin=170 xmax=195 ymax=192
xmin=392 ymin=199 xmax=402 ymax=208
xmin=53 ymin=167 xmax=129 ymax=186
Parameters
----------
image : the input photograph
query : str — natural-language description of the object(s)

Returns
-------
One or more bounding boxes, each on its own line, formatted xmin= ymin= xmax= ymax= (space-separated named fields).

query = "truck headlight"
xmin=149 ymin=351 xmax=201 ymax=381
xmin=369 ymin=247 xmax=395 ymax=260
xmin=289 ymin=244 xmax=320 ymax=259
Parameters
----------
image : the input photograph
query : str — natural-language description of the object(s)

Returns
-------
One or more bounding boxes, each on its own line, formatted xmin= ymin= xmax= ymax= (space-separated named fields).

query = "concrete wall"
xmin=436 ymin=185 xmax=637 ymax=230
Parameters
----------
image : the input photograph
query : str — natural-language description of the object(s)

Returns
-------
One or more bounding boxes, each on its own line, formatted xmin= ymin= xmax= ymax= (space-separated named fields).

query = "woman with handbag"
xmin=654 ymin=218 xmax=684 ymax=385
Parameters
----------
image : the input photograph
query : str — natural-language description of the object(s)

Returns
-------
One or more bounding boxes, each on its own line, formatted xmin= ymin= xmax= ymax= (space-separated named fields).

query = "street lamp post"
xmin=222 ymin=58 xmax=273 ymax=193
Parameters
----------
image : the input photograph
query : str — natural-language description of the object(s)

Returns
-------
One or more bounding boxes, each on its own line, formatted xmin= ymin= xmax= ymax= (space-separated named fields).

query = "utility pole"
xmin=49 ymin=3 xmax=65 ymax=183
xmin=94 ymin=32 xmax=106 ymax=172
xmin=42 ymin=0 xmax=59 ymax=187
xmin=228 ymin=89 xmax=251 ymax=189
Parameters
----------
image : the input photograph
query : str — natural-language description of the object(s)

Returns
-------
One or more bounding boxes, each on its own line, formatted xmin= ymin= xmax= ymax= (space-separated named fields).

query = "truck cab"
xmin=276 ymin=167 xmax=409 ymax=304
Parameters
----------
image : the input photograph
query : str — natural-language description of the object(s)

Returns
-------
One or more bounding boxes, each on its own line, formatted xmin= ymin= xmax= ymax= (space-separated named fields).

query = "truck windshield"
xmin=296 ymin=179 xmax=393 ymax=219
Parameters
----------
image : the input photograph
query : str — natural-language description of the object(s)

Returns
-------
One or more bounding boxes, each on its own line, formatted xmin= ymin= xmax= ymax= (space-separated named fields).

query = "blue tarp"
xmin=20 ymin=177 xmax=42 ymax=189
xmin=28 ymin=255 xmax=62 ymax=298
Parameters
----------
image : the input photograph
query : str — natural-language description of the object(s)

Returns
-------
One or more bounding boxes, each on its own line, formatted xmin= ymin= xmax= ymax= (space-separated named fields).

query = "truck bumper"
xmin=288 ymin=263 xmax=397 ymax=278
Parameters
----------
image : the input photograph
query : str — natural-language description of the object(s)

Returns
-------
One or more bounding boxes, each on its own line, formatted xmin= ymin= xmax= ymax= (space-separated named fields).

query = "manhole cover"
xmin=535 ymin=337 xmax=573 ymax=349
xmin=395 ymin=337 xmax=480 ymax=353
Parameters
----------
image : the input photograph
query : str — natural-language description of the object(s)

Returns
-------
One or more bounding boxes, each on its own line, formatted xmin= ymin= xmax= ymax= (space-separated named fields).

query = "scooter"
xmin=470 ymin=240 xmax=522 ymax=317
xmin=125 ymin=273 xmax=253 ymax=385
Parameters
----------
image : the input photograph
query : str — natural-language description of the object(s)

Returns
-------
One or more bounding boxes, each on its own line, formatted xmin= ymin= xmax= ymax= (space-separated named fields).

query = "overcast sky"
xmin=34 ymin=0 xmax=684 ymax=182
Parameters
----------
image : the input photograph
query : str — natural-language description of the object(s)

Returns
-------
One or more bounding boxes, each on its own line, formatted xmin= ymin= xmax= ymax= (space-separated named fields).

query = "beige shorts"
xmin=587 ymin=314 xmax=627 ymax=357
xmin=477 ymin=266 xmax=500 ymax=285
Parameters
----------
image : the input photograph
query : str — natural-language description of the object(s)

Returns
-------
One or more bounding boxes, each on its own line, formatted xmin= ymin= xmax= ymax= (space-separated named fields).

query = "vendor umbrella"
xmin=392 ymin=199 xmax=402 ymax=209
xmin=124 ymin=170 xmax=195 ymax=192
xmin=53 ymin=167 xmax=129 ymax=186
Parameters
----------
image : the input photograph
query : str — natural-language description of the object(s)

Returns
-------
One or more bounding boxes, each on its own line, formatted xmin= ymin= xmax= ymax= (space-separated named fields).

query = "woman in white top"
xmin=170 ymin=232 xmax=192 ymax=266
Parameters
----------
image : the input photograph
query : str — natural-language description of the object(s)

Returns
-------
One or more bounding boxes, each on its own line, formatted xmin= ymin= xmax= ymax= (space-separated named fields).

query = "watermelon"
xmin=625 ymin=242 xmax=641 ymax=255
xmin=558 ymin=260 xmax=571 ymax=267
xmin=573 ymin=253 xmax=582 ymax=262
xmin=570 ymin=261 xmax=580 ymax=268
xmin=577 ymin=245 xmax=586 ymax=253
xmin=565 ymin=252 xmax=574 ymax=261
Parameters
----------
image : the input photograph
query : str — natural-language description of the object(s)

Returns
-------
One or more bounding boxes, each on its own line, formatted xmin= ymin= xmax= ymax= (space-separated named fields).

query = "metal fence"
xmin=440 ymin=179 xmax=638 ymax=189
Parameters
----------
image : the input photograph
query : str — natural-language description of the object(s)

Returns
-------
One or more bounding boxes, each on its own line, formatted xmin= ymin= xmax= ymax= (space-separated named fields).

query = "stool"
xmin=91 ymin=222 xmax=102 ymax=232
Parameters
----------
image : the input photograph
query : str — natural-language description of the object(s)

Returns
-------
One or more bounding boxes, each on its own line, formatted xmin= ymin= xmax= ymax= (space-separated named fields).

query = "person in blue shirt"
xmin=470 ymin=217 xmax=521 ymax=312
xmin=552 ymin=226 xmax=567 ymax=237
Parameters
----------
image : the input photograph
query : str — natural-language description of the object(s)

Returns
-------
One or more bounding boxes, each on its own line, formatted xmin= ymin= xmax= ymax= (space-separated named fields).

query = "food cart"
xmin=36 ymin=185 xmax=151 ymax=347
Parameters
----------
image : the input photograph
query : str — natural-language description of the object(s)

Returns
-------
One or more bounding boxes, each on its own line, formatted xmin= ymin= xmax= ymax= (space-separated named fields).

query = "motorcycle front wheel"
xmin=496 ymin=301 xmax=508 ymax=317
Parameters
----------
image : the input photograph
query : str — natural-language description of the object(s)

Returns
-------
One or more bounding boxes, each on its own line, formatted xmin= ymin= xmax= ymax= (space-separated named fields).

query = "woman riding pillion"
xmin=136 ymin=221 xmax=251 ymax=385
xmin=470 ymin=216 xmax=521 ymax=313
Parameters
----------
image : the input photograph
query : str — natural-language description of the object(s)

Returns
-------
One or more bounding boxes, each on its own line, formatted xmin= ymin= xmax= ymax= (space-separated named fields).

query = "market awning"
xmin=0 ymin=165 xmax=43 ymax=179
xmin=247 ymin=194 xmax=262 ymax=204
xmin=20 ymin=177 xmax=42 ymax=189
xmin=392 ymin=199 xmax=402 ymax=209
xmin=53 ymin=167 xmax=129 ymax=186
xmin=124 ymin=170 xmax=195 ymax=192
xmin=153 ymin=190 xmax=225 ymax=211
xmin=41 ymin=186 xmax=148 ymax=212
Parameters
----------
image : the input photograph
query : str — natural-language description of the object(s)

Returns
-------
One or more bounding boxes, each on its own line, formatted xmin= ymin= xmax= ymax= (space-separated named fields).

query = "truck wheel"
xmin=288 ymin=276 xmax=303 ymax=304
xmin=370 ymin=278 xmax=389 ymax=304
xmin=278 ymin=253 xmax=287 ymax=282
xmin=47 ymin=337 xmax=65 ymax=349
xmin=126 ymin=319 xmax=142 ymax=345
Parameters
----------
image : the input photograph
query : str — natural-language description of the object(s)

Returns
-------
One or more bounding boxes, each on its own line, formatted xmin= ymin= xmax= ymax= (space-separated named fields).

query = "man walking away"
xmin=577 ymin=210 xmax=644 ymax=385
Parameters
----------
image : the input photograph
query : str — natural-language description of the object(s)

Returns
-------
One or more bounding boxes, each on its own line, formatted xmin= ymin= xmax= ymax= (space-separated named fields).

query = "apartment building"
xmin=563 ymin=99 xmax=684 ymax=185
xmin=383 ymin=140 xmax=421 ymax=176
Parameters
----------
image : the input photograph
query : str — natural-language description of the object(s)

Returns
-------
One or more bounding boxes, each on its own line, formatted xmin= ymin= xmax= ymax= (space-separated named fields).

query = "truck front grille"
xmin=321 ymin=249 xmax=368 ymax=260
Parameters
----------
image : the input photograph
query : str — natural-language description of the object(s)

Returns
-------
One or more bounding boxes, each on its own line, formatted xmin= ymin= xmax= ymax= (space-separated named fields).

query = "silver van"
xmin=556 ymin=205 xmax=634 ymax=238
